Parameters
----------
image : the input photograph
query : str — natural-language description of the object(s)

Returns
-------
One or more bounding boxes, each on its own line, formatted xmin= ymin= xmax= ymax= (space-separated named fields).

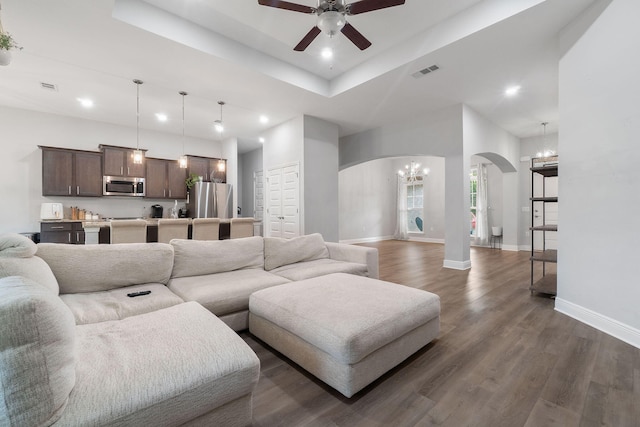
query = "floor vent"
xmin=40 ymin=82 xmax=58 ymax=91
xmin=412 ymin=65 xmax=440 ymax=79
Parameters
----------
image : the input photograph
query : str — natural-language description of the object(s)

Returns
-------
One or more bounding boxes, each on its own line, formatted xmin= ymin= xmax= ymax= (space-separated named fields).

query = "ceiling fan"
xmin=257 ymin=0 xmax=406 ymax=51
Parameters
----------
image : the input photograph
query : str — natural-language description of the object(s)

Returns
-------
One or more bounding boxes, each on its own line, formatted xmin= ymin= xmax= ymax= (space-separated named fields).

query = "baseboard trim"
xmin=519 ymin=245 xmax=531 ymax=251
xmin=408 ymin=237 xmax=445 ymax=244
xmin=443 ymin=259 xmax=471 ymax=270
xmin=501 ymin=244 xmax=519 ymax=252
xmin=339 ymin=235 xmax=394 ymax=244
xmin=555 ymin=298 xmax=640 ymax=349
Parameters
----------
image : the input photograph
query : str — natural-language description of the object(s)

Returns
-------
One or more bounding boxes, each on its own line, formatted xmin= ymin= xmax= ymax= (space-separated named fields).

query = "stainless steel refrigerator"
xmin=188 ymin=182 xmax=233 ymax=219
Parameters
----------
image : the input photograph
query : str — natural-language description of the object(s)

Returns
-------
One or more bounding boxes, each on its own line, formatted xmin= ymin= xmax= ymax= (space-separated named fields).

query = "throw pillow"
xmin=0 ymin=233 xmax=37 ymax=258
xmin=264 ymin=233 xmax=329 ymax=271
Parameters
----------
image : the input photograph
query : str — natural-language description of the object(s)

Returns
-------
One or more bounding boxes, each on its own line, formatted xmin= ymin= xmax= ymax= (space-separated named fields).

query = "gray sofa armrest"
xmin=325 ymin=242 xmax=379 ymax=279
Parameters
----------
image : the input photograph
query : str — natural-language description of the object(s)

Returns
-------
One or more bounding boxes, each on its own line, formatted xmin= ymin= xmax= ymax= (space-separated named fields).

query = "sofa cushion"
xmin=170 ymin=237 xmax=264 ymax=278
xmin=0 ymin=276 xmax=76 ymax=427
xmin=269 ymin=258 xmax=369 ymax=281
xmin=0 ymin=255 xmax=60 ymax=294
xmin=36 ymin=242 xmax=175 ymax=293
xmin=0 ymin=233 xmax=37 ymax=258
xmin=168 ymin=269 xmax=290 ymax=316
xmin=264 ymin=233 xmax=329 ymax=271
xmin=55 ymin=302 xmax=260 ymax=426
xmin=60 ymin=283 xmax=184 ymax=325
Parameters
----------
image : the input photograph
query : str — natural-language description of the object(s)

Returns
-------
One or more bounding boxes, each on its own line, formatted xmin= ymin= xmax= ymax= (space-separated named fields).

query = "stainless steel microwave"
xmin=103 ymin=176 xmax=145 ymax=197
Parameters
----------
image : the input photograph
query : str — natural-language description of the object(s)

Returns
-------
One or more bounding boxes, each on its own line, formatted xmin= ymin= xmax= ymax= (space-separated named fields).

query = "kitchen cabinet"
xmin=101 ymin=145 xmax=146 ymax=177
xmin=187 ymin=155 xmax=226 ymax=183
xmin=40 ymin=222 xmax=85 ymax=244
xmin=145 ymin=158 xmax=187 ymax=199
xmin=40 ymin=146 xmax=102 ymax=197
xmin=529 ymin=155 xmax=558 ymax=296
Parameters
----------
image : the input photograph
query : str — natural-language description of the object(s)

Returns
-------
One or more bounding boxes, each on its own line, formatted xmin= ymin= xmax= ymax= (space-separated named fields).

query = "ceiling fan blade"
xmin=341 ymin=22 xmax=372 ymax=50
xmin=294 ymin=26 xmax=322 ymax=51
xmin=347 ymin=0 xmax=405 ymax=15
xmin=257 ymin=0 xmax=315 ymax=14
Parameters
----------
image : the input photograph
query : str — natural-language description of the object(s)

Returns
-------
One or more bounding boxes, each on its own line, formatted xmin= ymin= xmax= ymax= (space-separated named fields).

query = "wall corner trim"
xmin=443 ymin=259 xmax=471 ymax=270
xmin=555 ymin=298 xmax=640 ymax=350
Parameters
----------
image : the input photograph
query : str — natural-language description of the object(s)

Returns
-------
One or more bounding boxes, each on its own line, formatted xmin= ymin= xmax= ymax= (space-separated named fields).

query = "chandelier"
xmin=398 ymin=161 xmax=429 ymax=183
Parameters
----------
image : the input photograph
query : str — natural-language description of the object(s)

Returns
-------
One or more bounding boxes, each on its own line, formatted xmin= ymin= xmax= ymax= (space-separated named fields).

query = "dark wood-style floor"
xmin=243 ymin=240 xmax=640 ymax=427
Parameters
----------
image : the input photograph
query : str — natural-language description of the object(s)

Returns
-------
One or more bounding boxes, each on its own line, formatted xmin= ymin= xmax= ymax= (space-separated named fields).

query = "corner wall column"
xmin=444 ymin=154 xmax=471 ymax=269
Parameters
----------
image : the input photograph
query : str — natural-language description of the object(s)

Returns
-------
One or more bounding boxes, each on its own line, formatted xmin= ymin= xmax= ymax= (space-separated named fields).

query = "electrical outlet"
xmin=525 ymin=231 xmax=530 ymax=237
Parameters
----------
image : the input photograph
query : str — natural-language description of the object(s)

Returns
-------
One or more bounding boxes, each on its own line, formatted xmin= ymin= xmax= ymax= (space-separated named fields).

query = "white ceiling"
xmin=0 ymin=0 xmax=596 ymax=153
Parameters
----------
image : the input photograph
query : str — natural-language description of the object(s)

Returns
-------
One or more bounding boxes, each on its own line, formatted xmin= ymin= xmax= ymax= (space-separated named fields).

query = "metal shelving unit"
xmin=530 ymin=155 xmax=558 ymax=296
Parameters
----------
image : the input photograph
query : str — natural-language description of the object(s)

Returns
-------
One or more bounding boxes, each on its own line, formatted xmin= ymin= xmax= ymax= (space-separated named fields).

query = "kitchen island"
xmin=40 ymin=218 xmax=236 ymax=243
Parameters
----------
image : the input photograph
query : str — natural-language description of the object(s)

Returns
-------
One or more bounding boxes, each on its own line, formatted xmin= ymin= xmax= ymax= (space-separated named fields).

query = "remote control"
xmin=127 ymin=290 xmax=151 ymax=297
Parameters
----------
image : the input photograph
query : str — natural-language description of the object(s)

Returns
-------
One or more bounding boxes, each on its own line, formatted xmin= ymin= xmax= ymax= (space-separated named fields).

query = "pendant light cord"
xmin=180 ymin=91 xmax=187 ymax=155
xmin=133 ymin=79 xmax=143 ymax=150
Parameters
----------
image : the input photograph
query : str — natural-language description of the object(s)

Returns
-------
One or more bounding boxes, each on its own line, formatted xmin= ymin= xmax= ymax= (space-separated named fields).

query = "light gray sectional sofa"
xmin=0 ymin=232 xmax=378 ymax=426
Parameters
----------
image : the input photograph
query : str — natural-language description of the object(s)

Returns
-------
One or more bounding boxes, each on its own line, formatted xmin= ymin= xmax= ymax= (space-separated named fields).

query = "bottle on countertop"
xmin=170 ymin=200 xmax=178 ymax=219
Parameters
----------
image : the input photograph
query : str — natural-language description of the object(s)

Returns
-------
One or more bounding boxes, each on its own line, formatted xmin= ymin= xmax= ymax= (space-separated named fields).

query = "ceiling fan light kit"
xmin=258 ymin=0 xmax=405 ymax=51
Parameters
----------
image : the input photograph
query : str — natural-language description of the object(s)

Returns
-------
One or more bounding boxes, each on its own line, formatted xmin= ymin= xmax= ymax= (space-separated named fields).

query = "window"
xmin=469 ymin=167 xmax=477 ymax=236
xmin=407 ymin=182 xmax=424 ymax=232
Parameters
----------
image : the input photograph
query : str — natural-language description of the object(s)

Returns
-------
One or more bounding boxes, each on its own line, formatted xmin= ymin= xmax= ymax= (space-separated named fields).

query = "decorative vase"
xmin=0 ymin=50 xmax=11 ymax=66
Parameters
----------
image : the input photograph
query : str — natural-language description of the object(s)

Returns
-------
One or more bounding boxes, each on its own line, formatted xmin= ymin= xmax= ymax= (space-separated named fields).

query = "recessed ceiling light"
xmin=259 ymin=115 xmax=269 ymax=124
xmin=77 ymin=98 xmax=94 ymax=108
xmin=505 ymin=85 xmax=521 ymax=96
xmin=259 ymin=137 xmax=265 ymax=143
xmin=321 ymin=48 xmax=333 ymax=59
xmin=155 ymin=113 xmax=168 ymax=122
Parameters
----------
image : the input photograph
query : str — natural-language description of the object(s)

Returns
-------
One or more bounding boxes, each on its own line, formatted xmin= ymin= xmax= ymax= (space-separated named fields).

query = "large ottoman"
xmin=249 ymin=273 xmax=440 ymax=397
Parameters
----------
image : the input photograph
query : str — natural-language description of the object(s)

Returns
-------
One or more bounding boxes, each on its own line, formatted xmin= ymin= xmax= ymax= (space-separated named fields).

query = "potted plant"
xmin=185 ymin=173 xmax=200 ymax=190
xmin=0 ymin=31 xmax=21 ymax=66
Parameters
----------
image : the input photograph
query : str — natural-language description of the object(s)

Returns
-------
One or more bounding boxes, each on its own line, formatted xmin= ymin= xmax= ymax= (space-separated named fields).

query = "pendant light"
xmin=132 ymin=79 xmax=144 ymax=165
xmin=214 ymin=101 xmax=225 ymax=133
xmin=536 ymin=122 xmax=554 ymax=158
xmin=178 ymin=91 xmax=188 ymax=168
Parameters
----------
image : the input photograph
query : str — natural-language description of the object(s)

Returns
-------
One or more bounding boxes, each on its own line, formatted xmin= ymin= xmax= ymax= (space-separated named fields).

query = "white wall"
xmin=0 ymin=106 xmax=224 ymax=234
xmin=222 ymin=137 xmax=238 ymax=217
xmin=556 ymin=0 xmax=640 ymax=347
xmin=239 ymin=148 xmax=263 ymax=218
xmin=303 ymin=116 xmax=339 ymax=242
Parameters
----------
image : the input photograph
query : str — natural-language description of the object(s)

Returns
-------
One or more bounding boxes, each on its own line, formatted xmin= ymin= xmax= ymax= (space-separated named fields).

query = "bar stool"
xmin=192 ymin=218 xmax=221 ymax=241
xmin=157 ymin=219 xmax=189 ymax=244
xmin=230 ymin=218 xmax=254 ymax=239
xmin=110 ymin=219 xmax=147 ymax=244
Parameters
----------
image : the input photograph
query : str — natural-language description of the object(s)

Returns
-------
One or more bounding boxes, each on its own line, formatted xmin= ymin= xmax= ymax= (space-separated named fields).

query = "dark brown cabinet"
xmin=101 ymin=146 xmax=145 ymax=177
xmin=40 ymin=147 xmax=102 ymax=197
xmin=40 ymin=222 xmax=85 ymax=244
xmin=145 ymin=158 xmax=187 ymax=199
xmin=187 ymin=156 xmax=226 ymax=183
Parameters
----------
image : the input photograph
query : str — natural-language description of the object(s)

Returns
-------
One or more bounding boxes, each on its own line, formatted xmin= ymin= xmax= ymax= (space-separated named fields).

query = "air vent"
xmin=40 ymin=82 xmax=58 ymax=91
xmin=411 ymin=64 xmax=440 ymax=79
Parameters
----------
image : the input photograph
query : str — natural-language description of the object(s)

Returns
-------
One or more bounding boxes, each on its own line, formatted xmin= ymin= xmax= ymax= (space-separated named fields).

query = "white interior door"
xmin=266 ymin=164 xmax=300 ymax=238
xmin=281 ymin=164 xmax=300 ymax=239
xmin=254 ymin=170 xmax=264 ymax=222
xmin=267 ymin=168 xmax=283 ymax=237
